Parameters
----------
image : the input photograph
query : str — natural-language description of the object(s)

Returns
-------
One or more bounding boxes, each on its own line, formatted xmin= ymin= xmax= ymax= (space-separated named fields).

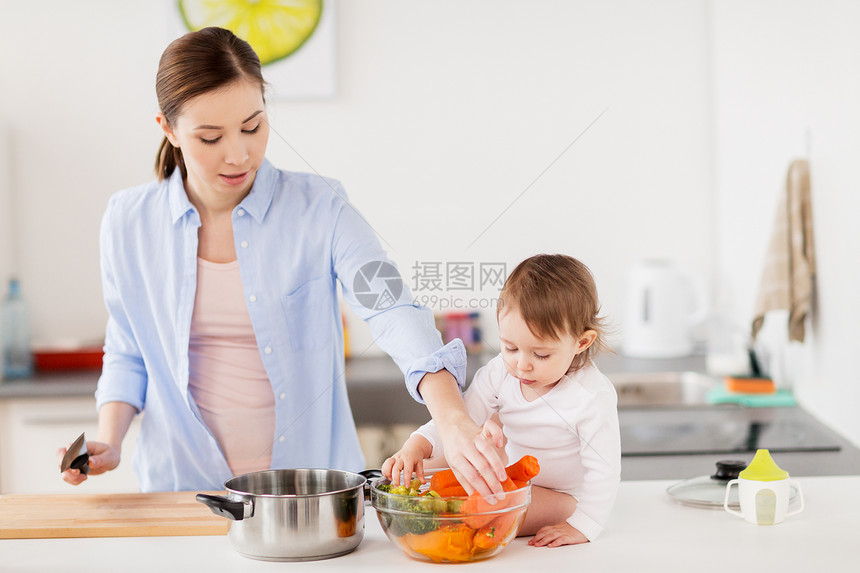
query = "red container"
xmin=34 ymin=347 xmax=104 ymax=371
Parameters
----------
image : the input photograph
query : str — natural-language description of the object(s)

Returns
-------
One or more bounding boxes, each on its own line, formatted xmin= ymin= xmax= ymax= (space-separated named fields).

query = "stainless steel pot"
xmin=197 ymin=468 xmax=380 ymax=561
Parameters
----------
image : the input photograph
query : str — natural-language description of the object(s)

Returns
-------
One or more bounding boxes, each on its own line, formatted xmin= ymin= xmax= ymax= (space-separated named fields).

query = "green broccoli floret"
xmin=387 ymin=512 xmax=438 ymax=536
xmin=445 ymin=498 xmax=465 ymax=513
xmin=379 ymin=484 xmax=451 ymax=536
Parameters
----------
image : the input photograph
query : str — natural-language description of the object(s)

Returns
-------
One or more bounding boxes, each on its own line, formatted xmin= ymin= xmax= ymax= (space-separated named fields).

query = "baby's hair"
xmin=497 ymin=254 xmax=607 ymax=371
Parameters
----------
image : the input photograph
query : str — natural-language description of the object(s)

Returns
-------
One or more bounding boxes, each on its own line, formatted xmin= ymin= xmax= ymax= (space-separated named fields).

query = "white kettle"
xmin=622 ymin=260 xmax=707 ymax=358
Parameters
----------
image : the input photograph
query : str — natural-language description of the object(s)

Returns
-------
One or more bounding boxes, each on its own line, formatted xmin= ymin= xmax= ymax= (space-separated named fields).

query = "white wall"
xmin=0 ymin=121 xmax=12 ymax=287
xmin=0 ymin=0 xmax=713 ymax=353
xmin=3 ymin=0 xmax=855 ymax=446
xmin=712 ymin=0 xmax=860 ymax=446
xmin=0 ymin=0 xmax=171 ymax=346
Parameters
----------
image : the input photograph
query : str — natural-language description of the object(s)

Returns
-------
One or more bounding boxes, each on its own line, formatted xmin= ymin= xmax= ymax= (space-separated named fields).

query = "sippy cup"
xmin=723 ymin=449 xmax=804 ymax=525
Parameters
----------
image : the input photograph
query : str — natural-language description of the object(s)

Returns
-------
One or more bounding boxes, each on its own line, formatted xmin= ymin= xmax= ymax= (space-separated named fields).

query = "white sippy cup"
xmin=724 ymin=449 xmax=804 ymax=525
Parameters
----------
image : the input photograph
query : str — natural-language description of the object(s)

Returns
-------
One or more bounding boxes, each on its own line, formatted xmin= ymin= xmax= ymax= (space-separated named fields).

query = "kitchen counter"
xmin=3 ymin=476 xmax=858 ymax=572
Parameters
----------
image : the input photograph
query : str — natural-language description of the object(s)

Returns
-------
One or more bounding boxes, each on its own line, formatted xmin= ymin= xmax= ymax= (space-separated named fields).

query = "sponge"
xmin=724 ymin=376 xmax=776 ymax=394
xmin=706 ymin=386 xmax=796 ymax=407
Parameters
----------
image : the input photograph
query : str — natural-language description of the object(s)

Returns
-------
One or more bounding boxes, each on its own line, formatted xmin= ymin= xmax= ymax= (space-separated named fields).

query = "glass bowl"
xmin=369 ymin=477 xmax=531 ymax=563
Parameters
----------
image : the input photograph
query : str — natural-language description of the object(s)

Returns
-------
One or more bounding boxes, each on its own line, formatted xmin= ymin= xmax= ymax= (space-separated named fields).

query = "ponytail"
xmin=155 ymin=136 xmax=186 ymax=181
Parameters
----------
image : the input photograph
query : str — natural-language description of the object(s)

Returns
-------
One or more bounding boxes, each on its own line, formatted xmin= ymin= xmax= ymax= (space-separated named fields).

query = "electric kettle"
xmin=622 ymin=260 xmax=707 ymax=358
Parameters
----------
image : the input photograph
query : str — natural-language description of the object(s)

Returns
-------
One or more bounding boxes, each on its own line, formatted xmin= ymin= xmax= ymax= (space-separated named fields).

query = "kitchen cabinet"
xmin=0 ymin=392 xmax=406 ymax=492
xmin=0 ymin=396 xmax=141 ymax=494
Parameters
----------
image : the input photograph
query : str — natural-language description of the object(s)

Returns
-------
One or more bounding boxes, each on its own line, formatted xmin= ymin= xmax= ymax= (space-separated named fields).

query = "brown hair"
xmin=154 ymin=27 xmax=266 ymax=181
xmin=497 ymin=254 xmax=607 ymax=371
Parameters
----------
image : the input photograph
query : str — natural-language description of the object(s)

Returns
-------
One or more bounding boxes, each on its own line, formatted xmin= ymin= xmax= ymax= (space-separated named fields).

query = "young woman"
xmin=58 ymin=27 xmax=505 ymax=495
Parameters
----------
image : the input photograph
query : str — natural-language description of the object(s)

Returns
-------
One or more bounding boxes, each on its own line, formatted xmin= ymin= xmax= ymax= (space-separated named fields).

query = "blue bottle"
xmin=1 ymin=278 xmax=34 ymax=380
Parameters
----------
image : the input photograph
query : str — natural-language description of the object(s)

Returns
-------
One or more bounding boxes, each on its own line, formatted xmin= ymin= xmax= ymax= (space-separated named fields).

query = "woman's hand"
xmin=57 ymin=440 xmax=121 ymax=485
xmin=435 ymin=415 xmax=506 ymax=499
xmin=528 ymin=522 xmax=589 ymax=547
xmin=417 ymin=370 xmax=506 ymax=499
xmin=382 ymin=435 xmax=432 ymax=486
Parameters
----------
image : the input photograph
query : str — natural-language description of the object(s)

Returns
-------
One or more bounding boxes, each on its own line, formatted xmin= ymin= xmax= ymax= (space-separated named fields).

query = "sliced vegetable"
xmin=472 ymin=523 xmax=499 ymax=550
xmin=505 ymin=455 xmax=541 ymax=483
xmin=403 ymin=523 xmax=476 ymax=562
xmin=429 ymin=468 xmax=460 ymax=493
xmin=459 ymin=476 xmax=518 ymax=529
xmin=434 ymin=484 xmax=468 ymax=497
xmin=429 ymin=455 xmax=541 ymax=493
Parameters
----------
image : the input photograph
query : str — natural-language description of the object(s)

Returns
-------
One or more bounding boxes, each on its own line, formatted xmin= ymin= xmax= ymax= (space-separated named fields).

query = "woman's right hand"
xmin=57 ymin=440 xmax=121 ymax=485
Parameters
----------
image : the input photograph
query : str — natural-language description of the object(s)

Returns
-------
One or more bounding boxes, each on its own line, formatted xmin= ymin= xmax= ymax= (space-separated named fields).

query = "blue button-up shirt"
xmin=95 ymin=159 xmax=466 ymax=492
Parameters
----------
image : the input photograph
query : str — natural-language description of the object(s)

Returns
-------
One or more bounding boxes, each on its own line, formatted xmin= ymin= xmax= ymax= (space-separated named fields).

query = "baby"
xmin=383 ymin=254 xmax=621 ymax=547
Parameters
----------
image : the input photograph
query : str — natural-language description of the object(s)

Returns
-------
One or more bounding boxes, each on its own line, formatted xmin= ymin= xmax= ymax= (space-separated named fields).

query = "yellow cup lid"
xmin=739 ymin=449 xmax=789 ymax=481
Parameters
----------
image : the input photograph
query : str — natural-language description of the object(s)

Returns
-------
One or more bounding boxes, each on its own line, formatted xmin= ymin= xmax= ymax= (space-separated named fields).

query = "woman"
xmin=58 ymin=27 xmax=505 ymax=495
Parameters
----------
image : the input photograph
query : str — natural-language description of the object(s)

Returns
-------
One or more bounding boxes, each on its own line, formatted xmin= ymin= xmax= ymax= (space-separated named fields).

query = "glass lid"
xmin=665 ymin=460 xmax=799 ymax=510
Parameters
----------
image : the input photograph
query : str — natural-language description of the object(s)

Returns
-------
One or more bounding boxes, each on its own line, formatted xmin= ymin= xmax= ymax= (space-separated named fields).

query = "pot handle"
xmin=360 ymin=469 xmax=383 ymax=480
xmin=196 ymin=493 xmax=253 ymax=521
xmin=360 ymin=469 xmax=384 ymax=503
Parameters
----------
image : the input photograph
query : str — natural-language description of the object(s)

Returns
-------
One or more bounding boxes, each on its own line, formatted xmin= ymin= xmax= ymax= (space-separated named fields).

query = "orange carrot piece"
xmin=435 ymin=474 xmax=516 ymax=499
xmin=404 ymin=524 xmax=476 ymax=562
xmin=460 ymin=493 xmax=498 ymax=529
xmin=431 ymin=455 xmax=538 ymax=499
xmin=500 ymin=476 xmax=518 ymax=492
xmin=460 ymin=477 xmax=517 ymax=529
xmin=472 ymin=523 xmax=500 ymax=550
xmin=429 ymin=469 xmax=458 ymax=492
xmin=486 ymin=508 xmax=521 ymax=542
xmin=472 ymin=509 xmax=522 ymax=550
xmin=435 ymin=484 xmax=468 ymax=497
xmin=505 ymin=455 xmax=540 ymax=483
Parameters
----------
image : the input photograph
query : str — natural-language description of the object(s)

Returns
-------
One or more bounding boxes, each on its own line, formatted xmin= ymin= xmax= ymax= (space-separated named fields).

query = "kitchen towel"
xmin=751 ymin=159 xmax=816 ymax=343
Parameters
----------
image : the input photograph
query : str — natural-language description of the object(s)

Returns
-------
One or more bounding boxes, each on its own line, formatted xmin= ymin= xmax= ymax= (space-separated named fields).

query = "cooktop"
xmin=619 ymin=405 xmax=843 ymax=457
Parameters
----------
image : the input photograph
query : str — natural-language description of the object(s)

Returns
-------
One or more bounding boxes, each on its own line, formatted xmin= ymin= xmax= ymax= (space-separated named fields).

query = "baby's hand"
xmin=481 ymin=419 xmax=504 ymax=448
xmin=381 ymin=436 xmax=431 ymax=486
xmin=528 ymin=522 xmax=589 ymax=547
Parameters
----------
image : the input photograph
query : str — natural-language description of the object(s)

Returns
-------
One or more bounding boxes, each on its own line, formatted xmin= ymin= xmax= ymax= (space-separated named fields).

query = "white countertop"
xmin=4 ymin=476 xmax=859 ymax=572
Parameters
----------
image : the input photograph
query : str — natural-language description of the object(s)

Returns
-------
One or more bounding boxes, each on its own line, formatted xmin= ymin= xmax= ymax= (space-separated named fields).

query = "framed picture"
xmin=169 ymin=0 xmax=337 ymax=100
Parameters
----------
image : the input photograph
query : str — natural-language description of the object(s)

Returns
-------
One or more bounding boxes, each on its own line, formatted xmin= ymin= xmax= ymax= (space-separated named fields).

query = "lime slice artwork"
xmin=178 ymin=0 xmax=323 ymax=66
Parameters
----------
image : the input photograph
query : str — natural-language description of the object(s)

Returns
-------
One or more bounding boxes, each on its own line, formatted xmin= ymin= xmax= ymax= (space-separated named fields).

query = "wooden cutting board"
xmin=0 ymin=491 xmax=230 ymax=539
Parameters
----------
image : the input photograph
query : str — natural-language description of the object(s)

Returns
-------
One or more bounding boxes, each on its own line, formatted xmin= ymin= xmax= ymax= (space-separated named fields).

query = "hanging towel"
xmin=751 ymin=159 xmax=816 ymax=342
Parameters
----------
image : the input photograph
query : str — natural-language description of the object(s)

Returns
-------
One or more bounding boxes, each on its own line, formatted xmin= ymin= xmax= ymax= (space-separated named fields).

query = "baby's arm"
xmin=382 ymin=433 xmax=433 ymax=485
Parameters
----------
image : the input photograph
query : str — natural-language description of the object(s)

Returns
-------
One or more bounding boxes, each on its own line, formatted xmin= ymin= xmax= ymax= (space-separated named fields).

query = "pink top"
xmin=188 ymin=257 xmax=275 ymax=476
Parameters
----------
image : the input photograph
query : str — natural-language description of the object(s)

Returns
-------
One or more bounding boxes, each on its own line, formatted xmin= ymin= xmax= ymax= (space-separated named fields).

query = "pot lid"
xmin=666 ymin=459 xmax=801 ymax=510
xmin=666 ymin=460 xmax=746 ymax=509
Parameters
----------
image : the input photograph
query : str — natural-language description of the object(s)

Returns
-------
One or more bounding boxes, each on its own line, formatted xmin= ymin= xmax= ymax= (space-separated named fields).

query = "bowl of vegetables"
xmin=369 ymin=456 xmax=539 ymax=563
